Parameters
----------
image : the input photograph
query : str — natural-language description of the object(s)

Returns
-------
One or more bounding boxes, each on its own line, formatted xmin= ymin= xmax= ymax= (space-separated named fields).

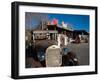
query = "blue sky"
xmin=48 ymin=14 xmax=89 ymax=32
xmin=25 ymin=13 xmax=89 ymax=32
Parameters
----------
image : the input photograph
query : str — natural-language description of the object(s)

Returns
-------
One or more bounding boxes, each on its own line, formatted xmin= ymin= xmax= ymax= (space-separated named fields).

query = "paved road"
xmin=67 ymin=43 xmax=89 ymax=65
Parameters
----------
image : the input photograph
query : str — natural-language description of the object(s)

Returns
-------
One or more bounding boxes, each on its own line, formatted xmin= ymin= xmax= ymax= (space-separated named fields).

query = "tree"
xmin=25 ymin=12 xmax=49 ymax=30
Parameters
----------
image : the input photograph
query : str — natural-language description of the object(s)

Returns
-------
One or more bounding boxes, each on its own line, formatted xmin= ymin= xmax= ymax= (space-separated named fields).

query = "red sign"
xmin=51 ymin=18 xmax=58 ymax=25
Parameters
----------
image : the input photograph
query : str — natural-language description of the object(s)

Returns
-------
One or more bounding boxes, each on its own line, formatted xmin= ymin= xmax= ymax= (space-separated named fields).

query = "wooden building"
xmin=47 ymin=25 xmax=73 ymax=38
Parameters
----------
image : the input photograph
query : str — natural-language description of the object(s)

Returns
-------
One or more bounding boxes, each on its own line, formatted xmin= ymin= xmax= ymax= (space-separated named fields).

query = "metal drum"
xmin=46 ymin=45 xmax=62 ymax=67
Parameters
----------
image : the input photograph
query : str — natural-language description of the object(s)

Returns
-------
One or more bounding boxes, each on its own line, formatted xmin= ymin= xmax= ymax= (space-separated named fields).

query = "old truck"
xmin=25 ymin=30 xmax=79 ymax=68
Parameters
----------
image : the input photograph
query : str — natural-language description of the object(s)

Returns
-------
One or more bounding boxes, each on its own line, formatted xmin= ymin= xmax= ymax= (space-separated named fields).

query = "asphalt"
xmin=67 ymin=43 xmax=89 ymax=65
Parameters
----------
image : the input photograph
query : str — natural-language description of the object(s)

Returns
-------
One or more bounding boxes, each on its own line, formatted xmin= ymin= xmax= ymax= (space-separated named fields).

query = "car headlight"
xmin=62 ymin=48 xmax=69 ymax=55
xmin=37 ymin=50 xmax=45 ymax=61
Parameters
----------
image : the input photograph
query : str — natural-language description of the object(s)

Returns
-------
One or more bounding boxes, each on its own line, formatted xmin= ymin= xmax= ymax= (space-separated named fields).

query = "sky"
xmin=25 ymin=12 xmax=89 ymax=32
